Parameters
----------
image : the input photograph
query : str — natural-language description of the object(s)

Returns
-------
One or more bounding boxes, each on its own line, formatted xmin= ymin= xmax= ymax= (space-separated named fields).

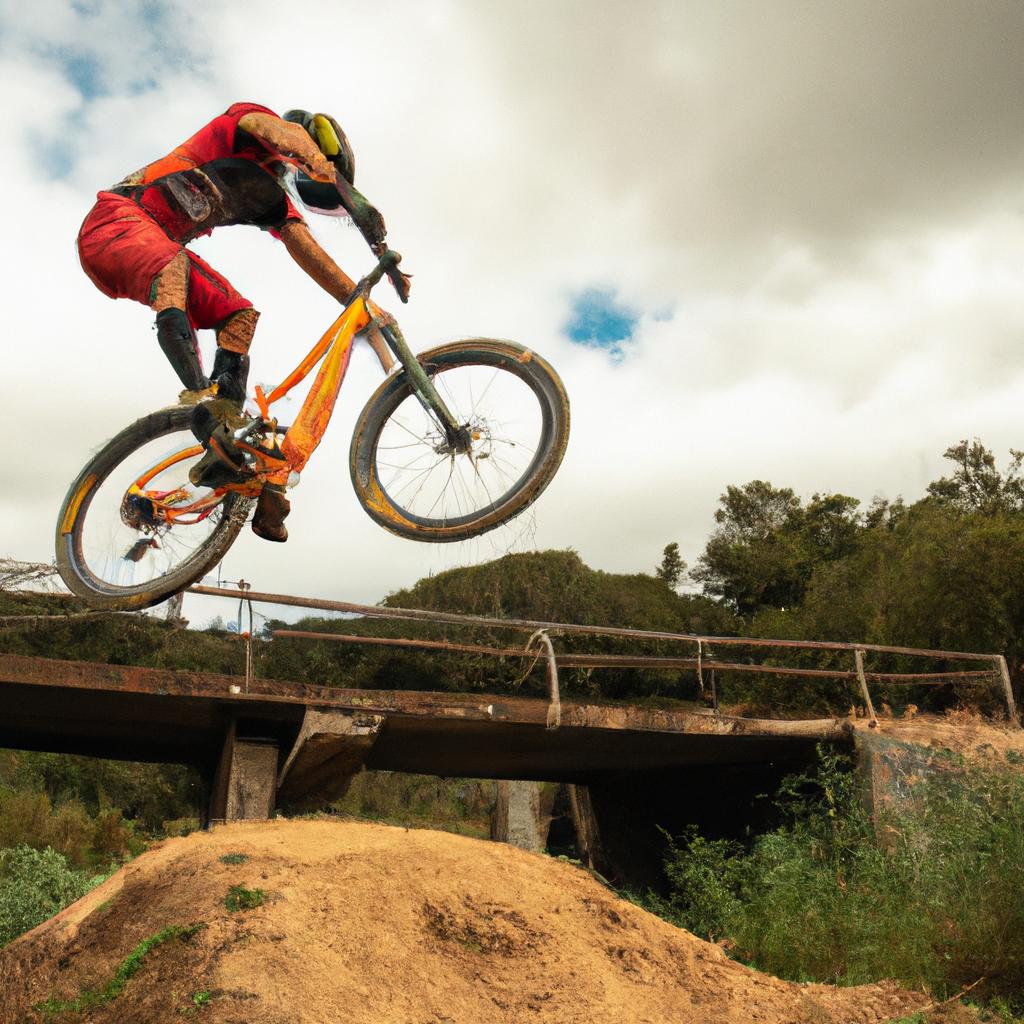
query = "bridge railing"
xmin=186 ymin=584 xmax=1019 ymax=728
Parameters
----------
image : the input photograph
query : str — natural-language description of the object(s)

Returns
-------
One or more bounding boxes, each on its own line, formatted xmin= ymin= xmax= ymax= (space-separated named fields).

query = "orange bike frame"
xmin=129 ymin=295 xmax=374 ymax=522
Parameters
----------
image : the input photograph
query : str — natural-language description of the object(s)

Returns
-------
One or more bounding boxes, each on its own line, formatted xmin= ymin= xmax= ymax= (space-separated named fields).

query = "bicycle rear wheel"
xmin=350 ymin=339 xmax=570 ymax=542
xmin=55 ymin=406 xmax=254 ymax=610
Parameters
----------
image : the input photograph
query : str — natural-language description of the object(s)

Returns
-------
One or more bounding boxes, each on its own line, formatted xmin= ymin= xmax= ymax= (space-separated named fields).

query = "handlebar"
xmin=355 ymin=248 xmax=411 ymax=305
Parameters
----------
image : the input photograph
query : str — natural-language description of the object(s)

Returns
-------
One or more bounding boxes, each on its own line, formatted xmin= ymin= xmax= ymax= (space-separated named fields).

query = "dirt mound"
xmin=855 ymin=711 xmax=1024 ymax=764
xmin=1 ymin=819 xmax=926 ymax=1024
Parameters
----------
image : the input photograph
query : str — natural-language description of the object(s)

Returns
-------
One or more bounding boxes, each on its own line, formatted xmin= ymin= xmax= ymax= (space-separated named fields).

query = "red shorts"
xmin=77 ymin=192 xmax=253 ymax=329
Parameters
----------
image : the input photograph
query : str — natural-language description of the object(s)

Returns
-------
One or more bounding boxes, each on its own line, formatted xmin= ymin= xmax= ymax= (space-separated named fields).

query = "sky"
xmin=2 ymin=0 xmax=1024 ymax=623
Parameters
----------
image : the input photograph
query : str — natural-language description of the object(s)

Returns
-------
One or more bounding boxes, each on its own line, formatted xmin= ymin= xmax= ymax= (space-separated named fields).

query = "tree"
xmin=692 ymin=482 xmax=861 ymax=618
xmin=926 ymin=440 xmax=1024 ymax=515
xmin=656 ymin=543 xmax=686 ymax=589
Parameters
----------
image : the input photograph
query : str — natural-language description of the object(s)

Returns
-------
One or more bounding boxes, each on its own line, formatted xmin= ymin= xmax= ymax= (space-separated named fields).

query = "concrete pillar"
xmin=567 ymin=784 xmax=604 ymax=869
xmin=491 ymin=780 xmax=548 ymax=852
xmin=276 ymin=708 xmax=384 ymax=812
xmin=208 ymin=722 xmax=278 ymax=823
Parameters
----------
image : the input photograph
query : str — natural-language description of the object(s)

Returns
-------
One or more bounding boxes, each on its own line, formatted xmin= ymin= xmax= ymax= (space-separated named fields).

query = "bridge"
xmin=2 ymin=583 xmax=1017 ymax=884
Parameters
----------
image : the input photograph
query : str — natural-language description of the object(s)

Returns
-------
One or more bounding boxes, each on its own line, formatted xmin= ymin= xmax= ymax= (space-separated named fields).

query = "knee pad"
xmin=216 ymin=308 xmax=260 ymax=354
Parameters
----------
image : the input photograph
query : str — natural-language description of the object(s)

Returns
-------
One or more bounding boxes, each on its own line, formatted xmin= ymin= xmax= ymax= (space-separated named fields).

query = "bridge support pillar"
xmin=277 ymin=708 xmax=384 ymax=812
xmin=491 ymin=781 xmax=550 ymax=852
xmin=208 ymin=721 xmax=279 ymax=823
xmin=567 ymin=784 xmax=604 ymax=869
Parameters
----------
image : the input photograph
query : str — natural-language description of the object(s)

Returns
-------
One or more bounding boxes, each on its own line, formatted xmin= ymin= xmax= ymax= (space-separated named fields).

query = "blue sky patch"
xmin=563 ymin=288 xmax=641 ymax=361
xmin=62 ymin=52 xmax=104 ymax=99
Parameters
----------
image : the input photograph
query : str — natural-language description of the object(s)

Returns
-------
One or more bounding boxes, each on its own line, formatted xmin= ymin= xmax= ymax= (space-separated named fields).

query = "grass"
xmin=35 ymin=923 xmax=204 ymax=1016
xmin=218 ymin=852 xmax=248 ymax=865
xmin=641 ymin=748 xmax=1024 ymax=1013
xmin=223 ymin=885 xmax=265 ymax=912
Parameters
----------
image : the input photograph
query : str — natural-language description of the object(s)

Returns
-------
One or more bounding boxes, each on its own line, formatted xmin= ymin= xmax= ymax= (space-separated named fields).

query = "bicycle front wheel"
xmin=350 ymin=339 xmax=570 ymax=542
xmin=55 ymin=406 xmax=254 ymax=610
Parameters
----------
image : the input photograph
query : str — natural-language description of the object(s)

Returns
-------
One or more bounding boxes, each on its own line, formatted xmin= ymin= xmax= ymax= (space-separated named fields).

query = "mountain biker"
xmin=76 ymin=101 xmax=397 ymax=543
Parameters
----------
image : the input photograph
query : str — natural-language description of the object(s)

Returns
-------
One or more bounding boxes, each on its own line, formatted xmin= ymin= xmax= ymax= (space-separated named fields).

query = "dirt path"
xmin=0 ymin=819 xmax=927 ymax=1024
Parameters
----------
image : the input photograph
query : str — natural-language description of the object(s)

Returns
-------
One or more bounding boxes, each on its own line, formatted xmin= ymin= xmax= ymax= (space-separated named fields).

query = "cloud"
xmin=2 ymin=0 xmax=1024 ymax=614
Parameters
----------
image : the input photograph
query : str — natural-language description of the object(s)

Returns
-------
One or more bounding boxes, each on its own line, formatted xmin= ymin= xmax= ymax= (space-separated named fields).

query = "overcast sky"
xmin=3 ymin=0 xmax=1024 ymax=622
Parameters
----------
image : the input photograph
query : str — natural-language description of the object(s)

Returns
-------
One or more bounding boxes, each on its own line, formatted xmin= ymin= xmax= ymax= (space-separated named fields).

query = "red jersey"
xmin=110 ymin=101 xmax=304 ymax=243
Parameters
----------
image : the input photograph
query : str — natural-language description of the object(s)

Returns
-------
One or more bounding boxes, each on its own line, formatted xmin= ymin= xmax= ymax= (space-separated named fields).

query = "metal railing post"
xmin=854 ymin=649 xmax=878 ymax=728
xmin=994 ymin=655 xmax=1020 ymax=727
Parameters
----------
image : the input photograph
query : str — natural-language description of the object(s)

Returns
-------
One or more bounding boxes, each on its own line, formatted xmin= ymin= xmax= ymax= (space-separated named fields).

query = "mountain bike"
xmin=55 ymin=248 xmax=570 ymax=610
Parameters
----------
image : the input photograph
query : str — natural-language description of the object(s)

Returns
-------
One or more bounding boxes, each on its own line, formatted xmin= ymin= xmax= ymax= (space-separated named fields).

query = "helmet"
xmin=282 ymin=109 xmax=356 ymax=184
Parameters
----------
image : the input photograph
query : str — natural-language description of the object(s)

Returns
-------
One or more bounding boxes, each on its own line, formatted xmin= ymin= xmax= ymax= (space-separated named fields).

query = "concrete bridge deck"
xmin=0 ymin=652 xmax=849 ymax=777
xmin=0 ymin=651 xmax=897 ymax=887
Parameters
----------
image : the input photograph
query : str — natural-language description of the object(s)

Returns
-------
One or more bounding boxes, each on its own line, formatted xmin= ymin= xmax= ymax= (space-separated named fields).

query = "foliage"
xmin=926 ymin=440 xmax=1024 ymax=515
xmin=219 ymin=852 xmax=248 ymax=865
xmin=0 ymin=846 xmax=99 ymax=947
xmin=650 ymin=750 xmax=1024 ymax=1007
xmin=266 ymin=549 xmax=738 ymax=703
xmin=692 ymin=482 xmax=862 ymax=616
xmin=655 ymin=542 xmax=686 ymax=589
xmin=34 ymin=923 xmax=204 ymax=1015
xmin=224 ymin=885 xmax=265 ymax=912
xmin=0 ymin=784 xmax=140 ymax=869
xmin=331 ymin=772 xmax=495 ymax=838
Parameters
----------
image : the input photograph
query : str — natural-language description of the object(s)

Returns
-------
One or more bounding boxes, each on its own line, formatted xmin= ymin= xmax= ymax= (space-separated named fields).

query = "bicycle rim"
xmin=351 ymin=341 xmax=569 ymax=541
xmin=56 ymin=407 xmax=251 ymax=608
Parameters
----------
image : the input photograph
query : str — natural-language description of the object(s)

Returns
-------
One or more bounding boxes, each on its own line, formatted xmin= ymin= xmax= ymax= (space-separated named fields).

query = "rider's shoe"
xmin=188 ymin=421 xmax=252 ymax=488
xmin=252 ymin=484 xmax=290 ymax=543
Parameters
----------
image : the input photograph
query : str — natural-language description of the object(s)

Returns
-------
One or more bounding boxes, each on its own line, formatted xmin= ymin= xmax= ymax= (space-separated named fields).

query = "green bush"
xmin=653 ymin=751 xmax=1024 ymax=1007
xmin=0 ymin=845 xmax=99 ymax=946
xmin=331 ymin=772 xmax=495 ymax=837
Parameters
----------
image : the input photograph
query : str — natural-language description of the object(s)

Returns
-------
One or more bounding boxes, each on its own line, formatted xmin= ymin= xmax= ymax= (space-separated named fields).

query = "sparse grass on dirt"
xmin=34 ymin=922 xmax=204 ymax=1017
xmin=0 ymin=820 xmax=929 ymax=1024
xmin=223 ymin=884 xmax=265 ymax=912
xmin=218 ymin=852 xmax=248 ymax=865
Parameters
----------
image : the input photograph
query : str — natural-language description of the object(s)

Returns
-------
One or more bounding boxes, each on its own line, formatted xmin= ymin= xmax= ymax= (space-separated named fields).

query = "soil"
xmin=853 ymin=710 xmax=1024 ymax=764
xmin=0 ymin=819 xmax=931 ymax=1024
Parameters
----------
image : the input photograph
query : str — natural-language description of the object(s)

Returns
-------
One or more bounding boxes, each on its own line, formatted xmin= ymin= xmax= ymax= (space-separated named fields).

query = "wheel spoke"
xmin=360 ymin=344 xmax=566 ymax=539
xmin=67 ymin=418 xmax=245 ymax=601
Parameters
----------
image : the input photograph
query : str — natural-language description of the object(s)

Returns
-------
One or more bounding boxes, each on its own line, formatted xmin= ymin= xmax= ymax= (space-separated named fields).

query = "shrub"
xmin=655 ymin=751 xmax=1024 ymax=1007
xmin=0 ymin=845 xmax=98 ymax=946
xmin=91 ymin=808 xmax=132 ymax=861
xmin=0 ymin=789 xmax=52 ymax=850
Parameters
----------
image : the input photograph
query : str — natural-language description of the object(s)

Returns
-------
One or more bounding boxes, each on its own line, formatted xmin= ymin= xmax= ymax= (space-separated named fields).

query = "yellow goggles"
xmin=311 ymin=114 xmax=342 ymax=159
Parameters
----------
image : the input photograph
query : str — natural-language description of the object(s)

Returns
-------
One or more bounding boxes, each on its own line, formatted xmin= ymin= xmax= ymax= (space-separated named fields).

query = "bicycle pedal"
xmin=189 ymin=442 xmax=254 ymax=489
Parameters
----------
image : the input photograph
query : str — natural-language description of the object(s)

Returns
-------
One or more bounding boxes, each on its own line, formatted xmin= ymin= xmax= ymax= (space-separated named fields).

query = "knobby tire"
xmin=350 ymin=339 xmax=570 ymax=542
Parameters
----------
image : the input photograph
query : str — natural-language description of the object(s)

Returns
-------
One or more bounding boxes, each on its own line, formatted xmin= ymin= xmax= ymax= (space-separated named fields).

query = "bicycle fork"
xmin=379 ymin=320 xmax=472 ymax=455
xmin=356 ymin=247 xmax=471 ymax=454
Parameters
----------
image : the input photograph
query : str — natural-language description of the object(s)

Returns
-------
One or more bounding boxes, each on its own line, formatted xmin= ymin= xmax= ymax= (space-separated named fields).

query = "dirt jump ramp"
xmin=0 ymin=819 xmax=927 ymax=1024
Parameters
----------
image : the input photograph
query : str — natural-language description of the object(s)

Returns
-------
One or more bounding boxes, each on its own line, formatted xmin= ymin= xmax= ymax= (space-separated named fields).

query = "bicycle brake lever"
xmin=369 ymin=242 xmax=412 ymax=303
xmin=387 ymin=265 xmax=412 ymax=303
